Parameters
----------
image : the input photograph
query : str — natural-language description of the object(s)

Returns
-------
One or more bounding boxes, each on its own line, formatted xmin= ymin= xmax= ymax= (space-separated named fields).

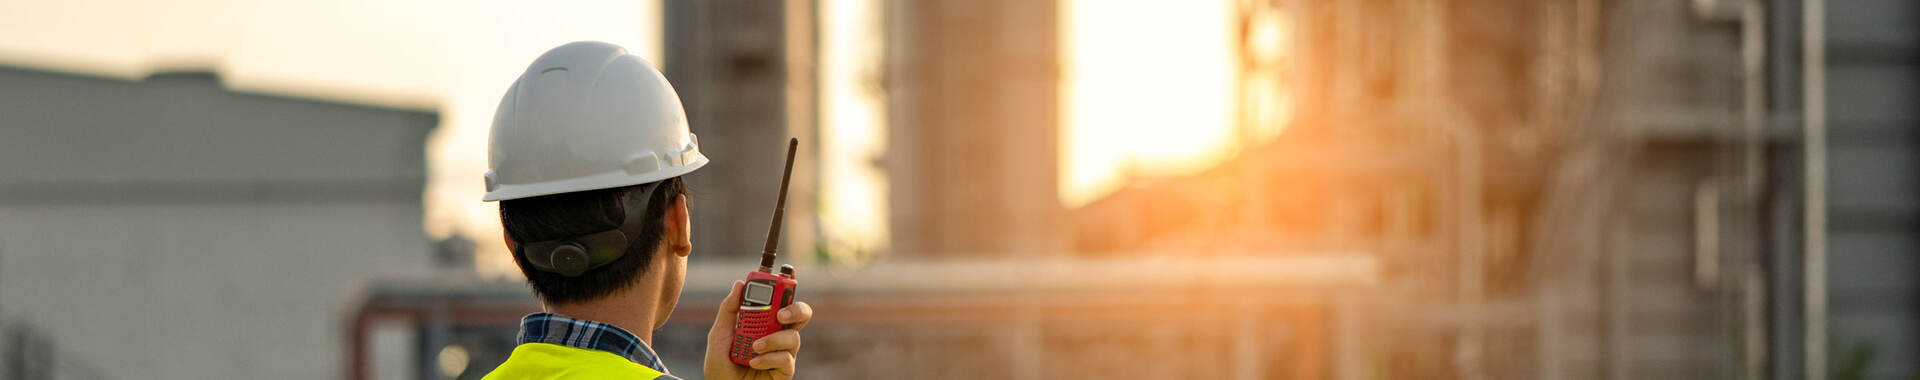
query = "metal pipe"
xmin=1696 ymin=182 xmax=1721 ymax=289
xmin=1800 ymin=0 xmax=1827 ymax=378
xmin=1606 ymin=221 xmax=1630 ymax=380
xmin=1738 ymin=1 xmax=1770 ymax=378
xmin=1405 ymin=0 xmax=1487 ymax=376
xmin=1741 ymin=0 xmax=1768 ymax=197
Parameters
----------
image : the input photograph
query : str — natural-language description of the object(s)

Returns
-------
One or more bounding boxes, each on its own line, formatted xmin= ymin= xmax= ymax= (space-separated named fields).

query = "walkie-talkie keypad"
xmin=730 ymin=329 xmax=757 ymax=360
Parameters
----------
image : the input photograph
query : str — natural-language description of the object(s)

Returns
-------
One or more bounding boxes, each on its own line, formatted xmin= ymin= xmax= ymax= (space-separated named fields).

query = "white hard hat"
xmin=482 ymin=41 xmax=708 ymax=202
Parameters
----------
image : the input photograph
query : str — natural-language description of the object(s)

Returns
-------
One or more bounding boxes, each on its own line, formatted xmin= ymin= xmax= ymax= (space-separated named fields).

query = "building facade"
xmin=0 ymin=67 xmax=436 ymax=380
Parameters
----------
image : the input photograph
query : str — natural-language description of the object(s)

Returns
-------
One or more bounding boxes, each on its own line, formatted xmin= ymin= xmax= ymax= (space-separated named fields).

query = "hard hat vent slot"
xmin=625 ymin=155 xmax=661 ymax=175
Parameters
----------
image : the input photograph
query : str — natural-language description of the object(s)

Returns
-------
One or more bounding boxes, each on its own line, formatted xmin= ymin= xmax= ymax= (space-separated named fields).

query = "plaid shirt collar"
xmin=516 ymin=312 xmax=671 ymax=374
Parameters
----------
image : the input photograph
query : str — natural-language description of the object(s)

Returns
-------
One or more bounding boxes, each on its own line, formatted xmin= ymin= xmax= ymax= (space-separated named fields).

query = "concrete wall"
xmin=0 ymin=67 xmax=435 ymax=379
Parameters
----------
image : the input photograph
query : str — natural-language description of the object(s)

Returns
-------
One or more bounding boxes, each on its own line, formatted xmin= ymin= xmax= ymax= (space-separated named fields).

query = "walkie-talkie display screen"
xmin=745 ymin=282 xmax=774 ymax=305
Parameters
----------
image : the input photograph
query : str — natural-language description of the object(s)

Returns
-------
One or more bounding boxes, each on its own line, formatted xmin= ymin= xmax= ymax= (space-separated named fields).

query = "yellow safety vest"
xmin=482 ymin=343 xmax=672 ymax=380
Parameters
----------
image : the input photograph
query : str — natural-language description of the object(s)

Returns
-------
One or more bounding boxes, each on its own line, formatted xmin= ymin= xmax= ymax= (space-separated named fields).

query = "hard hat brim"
xmin=480 ymin=152 xmax=706 ymax=202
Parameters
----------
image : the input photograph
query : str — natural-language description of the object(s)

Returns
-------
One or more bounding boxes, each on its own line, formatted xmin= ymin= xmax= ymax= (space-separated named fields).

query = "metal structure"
xmin=884 ymin=0 xmax=1064 ymax=258
xmin=1205 ymin=0 xmax=1916 ymax=378
xmin=1805 ymin=0 xmax=1919 ymax=378
xmin=349 ymin=256 xmax=1379 ymax=379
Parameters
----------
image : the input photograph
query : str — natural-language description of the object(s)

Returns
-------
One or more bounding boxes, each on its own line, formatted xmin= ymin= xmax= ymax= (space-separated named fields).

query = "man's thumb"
xmin=712 ymin=280 xmax=745 ymax=330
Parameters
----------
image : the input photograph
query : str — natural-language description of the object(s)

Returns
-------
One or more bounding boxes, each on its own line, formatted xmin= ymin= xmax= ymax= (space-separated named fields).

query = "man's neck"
xmin=546 ymin=282 xmax=664 ymax=345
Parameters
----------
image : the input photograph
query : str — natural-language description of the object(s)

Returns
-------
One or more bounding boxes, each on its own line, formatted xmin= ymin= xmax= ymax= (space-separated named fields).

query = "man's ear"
xmin=665 ymin=193 xmax=692 ymax=257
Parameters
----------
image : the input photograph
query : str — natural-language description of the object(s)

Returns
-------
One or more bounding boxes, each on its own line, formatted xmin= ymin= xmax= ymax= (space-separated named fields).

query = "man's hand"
xmin=705 ymin=280 xmax=813 ymax=380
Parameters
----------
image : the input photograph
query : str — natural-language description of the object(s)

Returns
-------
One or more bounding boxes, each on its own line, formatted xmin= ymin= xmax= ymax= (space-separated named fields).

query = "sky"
xmin=0 ymin=0 xmax=1254 ymax=270
xmin=1060 ymin=0 xmax=1240 ymax=208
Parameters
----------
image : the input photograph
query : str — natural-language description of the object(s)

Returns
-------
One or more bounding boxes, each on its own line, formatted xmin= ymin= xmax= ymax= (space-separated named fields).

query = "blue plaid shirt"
xmin=516 ymin=312 xmax=677 ymax=378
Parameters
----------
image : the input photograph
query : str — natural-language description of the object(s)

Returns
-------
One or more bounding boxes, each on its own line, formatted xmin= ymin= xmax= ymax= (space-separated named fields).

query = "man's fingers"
xmin=778 ymin=301 xmax=813 ymax=330
xmin=747 ymin=350 xmax=795 ymax=375
xmin=752 ymin=330 xmax=801 ymax=354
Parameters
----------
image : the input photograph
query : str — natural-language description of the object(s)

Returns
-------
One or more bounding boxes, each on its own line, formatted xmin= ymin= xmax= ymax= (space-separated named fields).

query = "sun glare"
xmin=816 ymin=0 xmax=889 ymax=261
xmin=1059 ymin=0 xmax=1240 ymax=208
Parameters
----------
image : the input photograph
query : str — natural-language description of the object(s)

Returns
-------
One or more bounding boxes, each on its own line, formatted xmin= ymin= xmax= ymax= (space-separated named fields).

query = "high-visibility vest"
xmin=482 ymin=343 xmax=672 ymax=380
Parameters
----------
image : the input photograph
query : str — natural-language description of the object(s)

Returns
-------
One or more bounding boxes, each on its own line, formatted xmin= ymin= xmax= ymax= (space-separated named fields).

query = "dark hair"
xmin=499 ymin=177 xmax=689 ymax=304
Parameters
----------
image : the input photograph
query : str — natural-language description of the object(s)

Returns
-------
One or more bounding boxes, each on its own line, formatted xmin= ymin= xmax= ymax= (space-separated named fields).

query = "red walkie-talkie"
xmin=730 ymin=138 xmax=800 ymax=366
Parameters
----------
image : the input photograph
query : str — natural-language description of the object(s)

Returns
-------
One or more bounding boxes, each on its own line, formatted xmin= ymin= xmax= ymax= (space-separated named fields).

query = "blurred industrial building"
xmin=0 ymin=67 xmax=436 ymax=379
xmin=884 ymin=0 xmax=1066 ymax=257
xmin=0 ymin=0 xmax=1914 ymax=379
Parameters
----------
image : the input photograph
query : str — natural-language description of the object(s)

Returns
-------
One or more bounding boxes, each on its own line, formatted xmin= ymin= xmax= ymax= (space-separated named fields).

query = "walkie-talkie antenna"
xmin=760 ymin=138 xmax=798 ymax=272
